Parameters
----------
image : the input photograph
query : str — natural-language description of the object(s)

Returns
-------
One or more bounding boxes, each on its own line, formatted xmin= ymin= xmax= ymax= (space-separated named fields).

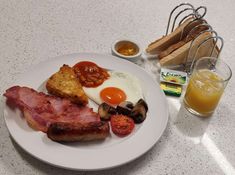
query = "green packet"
xmin=160 ymin=82 xmax=182 ymax=97
xmin=160 ymin=68 xmax=188 ymax=85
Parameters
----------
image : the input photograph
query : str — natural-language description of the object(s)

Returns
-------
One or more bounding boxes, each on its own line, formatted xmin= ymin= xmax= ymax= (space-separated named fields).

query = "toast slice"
xmin=159 ymin=32 xmax=219 ymax=66
xmin=146 ymin=18 xmax=205 ymax=55
xmin=46 ymin=64 xmax=88 ymax=105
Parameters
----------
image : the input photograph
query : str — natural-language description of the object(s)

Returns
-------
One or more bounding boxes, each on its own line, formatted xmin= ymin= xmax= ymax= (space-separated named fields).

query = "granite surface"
xmin=1 ymin=0 xmax=235 ymax=174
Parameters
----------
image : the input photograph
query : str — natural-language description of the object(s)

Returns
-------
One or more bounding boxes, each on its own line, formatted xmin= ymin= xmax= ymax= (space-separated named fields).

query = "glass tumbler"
xmin=184 ymin=57 xmax=232 ymax=117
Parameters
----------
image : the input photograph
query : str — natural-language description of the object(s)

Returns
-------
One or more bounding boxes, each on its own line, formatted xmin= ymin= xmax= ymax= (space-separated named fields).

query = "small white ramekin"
xmin=111 ymin=39 xmax=142 ymax=63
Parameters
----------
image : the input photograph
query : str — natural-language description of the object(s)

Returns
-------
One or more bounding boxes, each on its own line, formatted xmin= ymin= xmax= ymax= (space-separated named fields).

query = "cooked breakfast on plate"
xmin=4 ymin=60 xmax=148 ymax=143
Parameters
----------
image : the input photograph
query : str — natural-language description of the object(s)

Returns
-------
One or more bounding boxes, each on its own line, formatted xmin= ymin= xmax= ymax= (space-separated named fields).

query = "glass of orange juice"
xmin=184 ymin=57 xmax=232 ymax=117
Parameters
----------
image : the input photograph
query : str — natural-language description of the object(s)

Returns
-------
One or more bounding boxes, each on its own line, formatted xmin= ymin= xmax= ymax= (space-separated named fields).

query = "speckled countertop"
xmin=1 ymin=0 xmax=235 ymax=175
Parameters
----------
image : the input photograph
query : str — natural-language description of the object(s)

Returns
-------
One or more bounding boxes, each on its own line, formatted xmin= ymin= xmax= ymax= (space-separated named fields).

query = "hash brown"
xmin=46 ymin=64 xmax=88 ymax=105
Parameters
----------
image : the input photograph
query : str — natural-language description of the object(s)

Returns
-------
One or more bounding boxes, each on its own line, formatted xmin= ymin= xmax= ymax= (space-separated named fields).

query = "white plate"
xmin=3 ymin=53 xmax=169 ymax=170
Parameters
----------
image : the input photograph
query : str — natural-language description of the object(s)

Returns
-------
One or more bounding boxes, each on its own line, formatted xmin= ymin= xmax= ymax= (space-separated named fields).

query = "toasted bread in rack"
xmin=146 ymin=18 xmax=204 ymax=55
xmin=158 ymin=25 xmax=209 ymax=59
xmin=146 ymin=18 xmax=219 ymax=66
xmin=46 ymin=64 xmax=88 ymax=106
xmin=159 ymin=32 xmax=218 ymax=66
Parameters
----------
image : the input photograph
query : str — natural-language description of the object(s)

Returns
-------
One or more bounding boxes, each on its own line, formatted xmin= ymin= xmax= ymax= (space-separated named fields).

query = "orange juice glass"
xmin=184 ymin=57 xmax=232 ymax=117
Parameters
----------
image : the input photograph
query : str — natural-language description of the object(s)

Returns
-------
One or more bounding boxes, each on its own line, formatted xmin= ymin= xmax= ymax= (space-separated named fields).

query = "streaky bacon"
xmin=4 ymin=86 xmax=100 ymax=132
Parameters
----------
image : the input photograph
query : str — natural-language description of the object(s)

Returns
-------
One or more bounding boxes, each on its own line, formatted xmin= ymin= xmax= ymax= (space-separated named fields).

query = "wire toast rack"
xmin=163 ymin=3 xmax=224 ymax=75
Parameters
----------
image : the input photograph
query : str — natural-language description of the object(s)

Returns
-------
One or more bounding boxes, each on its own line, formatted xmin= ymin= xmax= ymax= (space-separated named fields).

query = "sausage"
xmin=47 ymin=121 xmax=110 ymax=142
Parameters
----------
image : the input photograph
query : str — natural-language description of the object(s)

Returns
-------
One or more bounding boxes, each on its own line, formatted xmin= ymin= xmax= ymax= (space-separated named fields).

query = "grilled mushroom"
xmin=130 ymin=99 xmax=148 ymax=124
xmin=116 ymin=101 xmax=134 ymax=116
xmin=98 ymin=103 xmax=116 ymax=120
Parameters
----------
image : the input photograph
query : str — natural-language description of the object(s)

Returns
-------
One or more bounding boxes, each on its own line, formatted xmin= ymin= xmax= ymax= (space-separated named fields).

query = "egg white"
xmin=83 ymin=71 xmax=143 ymax=105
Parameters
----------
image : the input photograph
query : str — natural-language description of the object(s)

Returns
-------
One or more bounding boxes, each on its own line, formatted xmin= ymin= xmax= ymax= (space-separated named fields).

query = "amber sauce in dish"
xmin=116 ymin=41 xmax=139 ymax=56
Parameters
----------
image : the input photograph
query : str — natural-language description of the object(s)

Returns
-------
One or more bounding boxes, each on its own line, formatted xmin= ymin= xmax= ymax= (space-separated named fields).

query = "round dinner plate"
xmin=3 ymin=53 xmax=169 ymax=170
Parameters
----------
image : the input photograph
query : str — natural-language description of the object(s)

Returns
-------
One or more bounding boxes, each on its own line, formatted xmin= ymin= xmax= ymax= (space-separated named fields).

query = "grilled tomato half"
xmin=110 ymin=115 xmax=135 ymax=136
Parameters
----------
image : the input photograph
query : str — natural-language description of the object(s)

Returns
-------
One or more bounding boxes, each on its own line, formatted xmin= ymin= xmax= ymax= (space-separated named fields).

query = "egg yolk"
xmin=100 ymin=87 xmax=126 ymax=105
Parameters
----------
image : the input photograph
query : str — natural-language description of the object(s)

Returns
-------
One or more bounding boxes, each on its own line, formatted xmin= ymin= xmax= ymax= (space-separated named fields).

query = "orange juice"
xmin=184 ymin=69 xmax=224 ymax=116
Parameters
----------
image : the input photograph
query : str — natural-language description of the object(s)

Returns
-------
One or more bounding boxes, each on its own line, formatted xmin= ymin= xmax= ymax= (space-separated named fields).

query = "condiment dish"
xmin=111 ymin=39 xmax=142 ymax=63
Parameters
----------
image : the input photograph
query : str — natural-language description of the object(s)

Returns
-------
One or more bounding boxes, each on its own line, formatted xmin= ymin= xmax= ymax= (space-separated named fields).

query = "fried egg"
xmin=83 ymin=71 xmax=143 ymax=105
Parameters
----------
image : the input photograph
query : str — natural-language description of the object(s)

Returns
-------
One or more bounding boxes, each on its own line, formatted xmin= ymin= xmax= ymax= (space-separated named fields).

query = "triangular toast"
xmin=146 ymin=18 xmax=204 ymax=55
xmin=159 ymin=32 xmax=219 ymax=66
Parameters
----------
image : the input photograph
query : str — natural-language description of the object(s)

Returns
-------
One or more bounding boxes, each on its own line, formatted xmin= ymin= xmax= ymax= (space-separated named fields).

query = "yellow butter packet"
xmin=160 ymin=82 xmax=182 ymax=97
xmin=160 ymin=68 xmax=188 ymax=85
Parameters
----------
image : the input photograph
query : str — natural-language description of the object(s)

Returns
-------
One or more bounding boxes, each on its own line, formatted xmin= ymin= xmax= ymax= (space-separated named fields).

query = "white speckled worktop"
xmin=1 ymin=0 xmax=235 ymax=174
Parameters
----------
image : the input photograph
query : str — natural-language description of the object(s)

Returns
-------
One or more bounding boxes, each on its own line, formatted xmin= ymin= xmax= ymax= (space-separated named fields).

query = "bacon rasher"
xmin=4 ymin=86 xmax=101 ymax=133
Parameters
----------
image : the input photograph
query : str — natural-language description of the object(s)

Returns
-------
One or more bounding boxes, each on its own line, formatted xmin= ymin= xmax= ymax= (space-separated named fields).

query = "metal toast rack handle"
xmin=163 ymin=3 xmax=223 ymax=74
xmin=186 ymin=31 xmax=224 ymax=75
